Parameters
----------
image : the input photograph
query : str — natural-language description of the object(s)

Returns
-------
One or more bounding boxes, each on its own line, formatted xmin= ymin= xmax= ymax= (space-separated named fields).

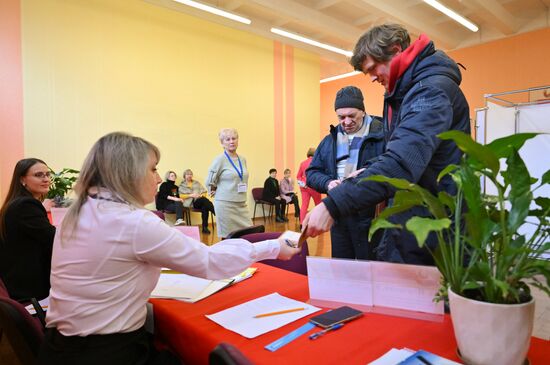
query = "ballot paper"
xmin=205 ymin=292 xmax=321 ymax=338
xmin=151 ymin=268 xmax=257 ymax=303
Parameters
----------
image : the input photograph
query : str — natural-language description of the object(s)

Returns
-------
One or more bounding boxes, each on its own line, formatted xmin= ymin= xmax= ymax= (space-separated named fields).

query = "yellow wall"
xmin=320 ymin=27 xmax=550 ymax=130
xmin=21 ymin=0 xmax=320 ymax=215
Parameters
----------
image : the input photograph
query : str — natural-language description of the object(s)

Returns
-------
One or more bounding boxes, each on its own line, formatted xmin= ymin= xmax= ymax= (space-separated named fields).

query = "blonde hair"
xmin=165 ymin=170 xmax=176 ymax=181
xmin=218 ymin=128 xmax=238 ymax=143
xmin=61 ymin=132 xmax=160 ymax=240
xmin=182 ymin=169 xmax=193 ymax=180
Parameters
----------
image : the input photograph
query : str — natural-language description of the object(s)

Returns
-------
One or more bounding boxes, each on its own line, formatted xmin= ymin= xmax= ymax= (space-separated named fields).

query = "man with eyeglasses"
xmin=303 ymin=24 xmax=470 ymax=265
xmin=306 ymin=86 xmax=384 ymax=260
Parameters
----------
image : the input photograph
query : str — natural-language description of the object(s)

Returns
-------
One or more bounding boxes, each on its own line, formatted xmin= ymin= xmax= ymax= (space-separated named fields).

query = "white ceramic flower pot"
xmin=448 ymin=288 xmax=535 ymax=365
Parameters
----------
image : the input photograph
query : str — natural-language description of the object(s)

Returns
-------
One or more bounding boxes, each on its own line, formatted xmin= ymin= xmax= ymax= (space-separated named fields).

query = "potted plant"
xmin=367 ymin=131 xmax=549 ymax=365
xmin=47 ymin=168 xmax=79 ymax=207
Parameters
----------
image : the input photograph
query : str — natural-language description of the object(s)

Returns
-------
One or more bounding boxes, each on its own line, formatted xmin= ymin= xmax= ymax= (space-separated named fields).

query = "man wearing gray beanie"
xmin=306 ymin=86 xmax=385 ymax=260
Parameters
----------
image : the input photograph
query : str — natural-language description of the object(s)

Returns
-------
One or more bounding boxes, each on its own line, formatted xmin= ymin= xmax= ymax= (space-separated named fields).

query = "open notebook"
xmin=151 ymin=268 xmax=257 ymax=303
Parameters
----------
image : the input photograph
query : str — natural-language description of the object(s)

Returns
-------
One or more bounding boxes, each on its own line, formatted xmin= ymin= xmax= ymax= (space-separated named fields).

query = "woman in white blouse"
xmin=39 ymin=132 xmax=299 ymax=365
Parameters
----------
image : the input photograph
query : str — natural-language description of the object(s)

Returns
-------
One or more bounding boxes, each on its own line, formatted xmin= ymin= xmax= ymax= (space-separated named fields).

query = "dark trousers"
xmin=285 ymin=193 xmax=300 ymax=217
xmin=38 ymin=327 xmax=181 ymax=365
xmin=263 ymin=197 xmax=286 ymax=217
xmin=164 ymin=201 xmax=184 ymax=220
xmin=192 ymin=197 xmax=215 ymax=228
xmin=330 ymin=213 xmax=379 ymax=260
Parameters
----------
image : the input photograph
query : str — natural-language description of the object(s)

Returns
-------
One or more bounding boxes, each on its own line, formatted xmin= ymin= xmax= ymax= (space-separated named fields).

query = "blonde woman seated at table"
xmin=206 ymin=128 xmax=252 ymax=238
xmin=38 ymin=132 xmax=300 ymax=365
xmin=179 ymin=169 xmax=215 ymax=234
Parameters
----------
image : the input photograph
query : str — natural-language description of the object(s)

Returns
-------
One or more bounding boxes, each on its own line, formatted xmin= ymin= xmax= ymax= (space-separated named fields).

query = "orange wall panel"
xmin=448 ymin=27 xmax=550 ymax=112
xmin=0 ymin=0 xmax=24 ymax=200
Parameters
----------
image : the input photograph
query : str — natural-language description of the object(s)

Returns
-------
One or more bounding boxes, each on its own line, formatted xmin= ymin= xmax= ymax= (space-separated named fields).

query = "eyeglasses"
xmin=31 ymin=172 xmax=52 ymax=179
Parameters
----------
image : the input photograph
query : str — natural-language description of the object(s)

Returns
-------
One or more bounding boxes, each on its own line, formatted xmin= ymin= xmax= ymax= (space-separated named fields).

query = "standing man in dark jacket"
xmin=262 ymin=168 xmax=288 ymax=223
xmin=303 ymin=24 xmax=470 ymax=265
xmin=307 ymin=86 xmax=385 ymax=260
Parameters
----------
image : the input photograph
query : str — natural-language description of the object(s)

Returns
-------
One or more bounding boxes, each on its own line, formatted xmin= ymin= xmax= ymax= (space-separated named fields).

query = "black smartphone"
xmin=309 ymin=306 xmax=363 ymax=328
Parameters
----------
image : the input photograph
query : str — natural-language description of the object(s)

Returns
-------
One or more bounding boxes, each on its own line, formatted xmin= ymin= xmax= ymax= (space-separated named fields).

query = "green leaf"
xmin=486 ymin=133 xmax=538 ymax=158
xmin=438 ymin=131 xmax=499 ymax=175
xmin=368 ymin=218 xmax=401 ymax=240
xmin=376 ymin=191 xmax=423 ymax=220
xmin=542 ymin=170 xmax=550 ymax=185
xmin=437 ymin=191 xmax=455 ymax=211
xmin=405 ymin=217 xmax=451 ymax=248
xmin=507 ymin=150 xmax=532 ymax=232
xmin=363 ymin=175 xmax=413 ymax=190
xmin=437 ymin=164 xmax=458 ymax=182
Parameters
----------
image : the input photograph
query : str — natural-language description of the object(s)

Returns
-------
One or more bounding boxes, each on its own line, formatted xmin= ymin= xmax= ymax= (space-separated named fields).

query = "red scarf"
xmin=387 ymin=34 xmax=431 ymax=94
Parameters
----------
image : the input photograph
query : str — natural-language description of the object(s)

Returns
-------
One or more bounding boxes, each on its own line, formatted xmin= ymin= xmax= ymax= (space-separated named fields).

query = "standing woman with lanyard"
xmin=206 ymin=128 xmax=252 ymax=238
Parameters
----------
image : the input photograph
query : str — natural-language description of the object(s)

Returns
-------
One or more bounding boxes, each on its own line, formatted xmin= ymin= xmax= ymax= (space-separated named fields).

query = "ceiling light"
xmin=271 ymin=28 xmax=352 ymax=57
xmin=423 ymin=0 xmax=478 ymax=32
xmin=320 ymin=71 xmax=361 ymax=84
xmin=173 ymin=0 xmax=251 ymax=25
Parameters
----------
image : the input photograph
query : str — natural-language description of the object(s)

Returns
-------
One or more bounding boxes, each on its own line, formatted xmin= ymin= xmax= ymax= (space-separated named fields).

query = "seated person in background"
xmin=262 ymin=168 xmax=287 ymax=223
xmin=0 ymin=158 xmax=56 ymax=301
xmin=179 ymin=169 xmax=215 ymax=234
xmin=39 ymin=132 xmax=300 ymax=364
xmin=156 ymin=170 xmax=185 ymax=226
xmin=280 ymin=168 xmax=300 ymax=218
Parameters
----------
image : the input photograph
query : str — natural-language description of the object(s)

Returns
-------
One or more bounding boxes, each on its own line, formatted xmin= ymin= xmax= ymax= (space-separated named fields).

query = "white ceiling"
xmin=144 ymin=0 xmax=550 ymax=79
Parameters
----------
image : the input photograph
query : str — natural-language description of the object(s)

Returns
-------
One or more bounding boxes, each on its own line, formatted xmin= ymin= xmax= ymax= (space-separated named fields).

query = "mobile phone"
xmin=309 ymin=306 xmax=363 ymax=328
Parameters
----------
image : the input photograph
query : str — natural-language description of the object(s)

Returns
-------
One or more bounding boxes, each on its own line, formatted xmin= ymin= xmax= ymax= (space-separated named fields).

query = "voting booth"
xmin=475 ymin=86 xmax=550 ymax=260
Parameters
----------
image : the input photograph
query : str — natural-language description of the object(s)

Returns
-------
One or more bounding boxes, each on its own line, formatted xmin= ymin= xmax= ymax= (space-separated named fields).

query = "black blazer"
xmin=0 ymin=197 xmax=56 ymax=301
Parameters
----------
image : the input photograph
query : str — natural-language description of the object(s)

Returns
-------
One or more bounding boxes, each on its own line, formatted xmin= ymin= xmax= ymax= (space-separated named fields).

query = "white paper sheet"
xmin=25 ymin=297 xmax=49 ymax=315
xmin=205 ymin=292 xmax=321 ymax=338
xmin=368 ymin=348 xmax=414 ymax=365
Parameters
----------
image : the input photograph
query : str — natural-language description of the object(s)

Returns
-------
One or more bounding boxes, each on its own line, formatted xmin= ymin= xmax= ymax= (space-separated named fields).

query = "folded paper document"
xmin=151 ymin=268 xmax=257 ymax=303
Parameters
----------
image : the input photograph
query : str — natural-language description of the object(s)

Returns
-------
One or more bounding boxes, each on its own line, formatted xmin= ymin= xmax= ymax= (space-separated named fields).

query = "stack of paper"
xmin=151 ymin=268 xmax=257 ymax=303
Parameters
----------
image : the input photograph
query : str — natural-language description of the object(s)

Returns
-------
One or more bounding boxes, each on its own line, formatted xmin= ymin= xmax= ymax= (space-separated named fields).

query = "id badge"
xmin=237 ymin=183 xmax=247 ymax=193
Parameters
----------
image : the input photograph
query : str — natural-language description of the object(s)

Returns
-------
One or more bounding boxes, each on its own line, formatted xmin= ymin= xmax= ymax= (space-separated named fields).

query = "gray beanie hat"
xmin=334 ymin=86 xmax=365 ymax=111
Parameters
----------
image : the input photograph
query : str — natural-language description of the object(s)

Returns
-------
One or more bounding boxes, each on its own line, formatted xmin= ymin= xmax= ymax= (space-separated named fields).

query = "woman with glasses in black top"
xmin=0 ymin=158 xmax=56 ymax=301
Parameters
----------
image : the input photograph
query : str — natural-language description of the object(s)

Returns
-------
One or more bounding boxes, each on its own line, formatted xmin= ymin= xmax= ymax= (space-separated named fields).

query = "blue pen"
xmin=309 ymin=323 xmax=344 ymax=340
